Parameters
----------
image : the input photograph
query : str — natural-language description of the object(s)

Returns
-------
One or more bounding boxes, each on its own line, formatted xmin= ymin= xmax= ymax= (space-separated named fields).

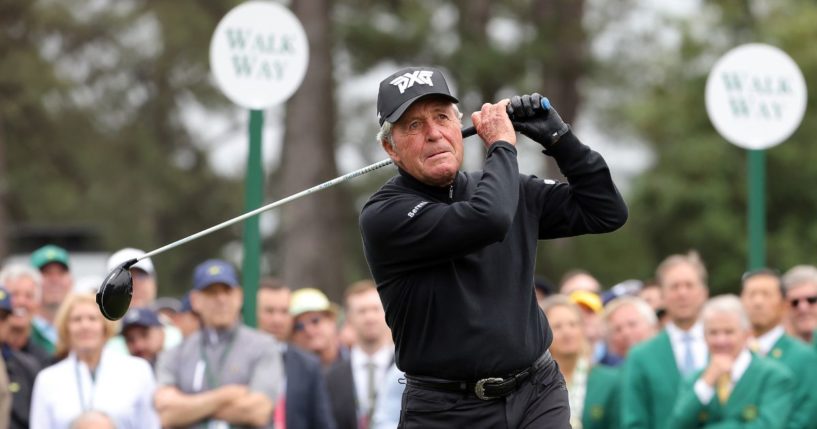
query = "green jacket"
xmin=583 ymin=365 xmax=620 ymax=429
xmin=621 ymin=331 xmax=682 ymax=429
xmin=766 ymin=334 xmax=817 ymax=429
xmin=666 ymin=355 xmax=793 ymax=429
xmin=30 ymin=322 xmax=55 ymax=355
xmin=811 ymin=328 xmax=817 ymax=352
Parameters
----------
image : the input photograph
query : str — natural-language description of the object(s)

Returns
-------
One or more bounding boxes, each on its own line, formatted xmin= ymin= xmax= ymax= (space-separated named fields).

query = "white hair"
xmin=603 ymin=296 xmax=657 ymax=327
xmin=0 ymin=263 xmax=43 ymax=302
xmin=781 ymin=265 xmax=817 ymax=296
xmin=376 ymin=103 xmax=463 ymax=148
xmin=701 ymin=294 xmax=750 ymax=330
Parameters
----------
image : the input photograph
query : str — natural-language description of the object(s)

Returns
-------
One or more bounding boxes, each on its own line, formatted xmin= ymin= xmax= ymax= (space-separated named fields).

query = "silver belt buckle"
xmin=474 ymin=377 xmax=504 ymax=400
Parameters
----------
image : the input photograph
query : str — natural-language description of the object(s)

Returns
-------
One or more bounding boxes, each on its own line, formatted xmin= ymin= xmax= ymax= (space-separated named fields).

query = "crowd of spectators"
xmin=1 ymin=245 xmax=816 ymax=428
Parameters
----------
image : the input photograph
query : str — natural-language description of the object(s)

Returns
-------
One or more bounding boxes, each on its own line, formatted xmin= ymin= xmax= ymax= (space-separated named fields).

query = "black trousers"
xmin=398 ymin=353 xmax=571 ymax=428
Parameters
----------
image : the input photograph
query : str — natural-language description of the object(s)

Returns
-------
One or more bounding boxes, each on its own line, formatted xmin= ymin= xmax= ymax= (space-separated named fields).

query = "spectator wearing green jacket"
xmin=668 ymin=295 xmax=794 ymax=429
xmin=541 ymin=295 xmax=619 ymax=429
xmin=741 ymin=268 xmax=817 ymax=429
xmin=621 ymin=252 xmax=710 ymax=429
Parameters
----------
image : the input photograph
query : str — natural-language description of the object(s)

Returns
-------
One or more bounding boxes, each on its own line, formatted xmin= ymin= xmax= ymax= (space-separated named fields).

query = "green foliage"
xmin=1 ymin=0 xmax=244 ymax=296
xmin=583 ymin=0 xmax=817 ymax=294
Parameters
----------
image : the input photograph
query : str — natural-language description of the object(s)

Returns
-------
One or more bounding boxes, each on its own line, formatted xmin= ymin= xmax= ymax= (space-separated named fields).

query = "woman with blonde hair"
xmin=30 ymin=293 xmax=159 ymax=429
xmin=540 ymin=295 xmax=619 ymax=429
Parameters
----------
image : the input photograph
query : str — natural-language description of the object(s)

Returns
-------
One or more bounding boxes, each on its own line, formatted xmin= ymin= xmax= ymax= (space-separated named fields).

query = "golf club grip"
xmin=460 ymin=96 xmax=550 ymax=139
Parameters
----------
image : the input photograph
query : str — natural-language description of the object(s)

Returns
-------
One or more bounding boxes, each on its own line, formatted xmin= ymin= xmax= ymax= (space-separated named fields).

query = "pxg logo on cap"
xmin=377 ymin=66 xmax=458 ymax=126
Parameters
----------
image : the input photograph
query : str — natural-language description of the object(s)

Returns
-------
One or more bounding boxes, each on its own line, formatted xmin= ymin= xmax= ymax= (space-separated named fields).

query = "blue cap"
xmin=0 ymin=287 xmax=12 ymax=313
xmin=121 ymin=308 xmax=162 ymax=332
xmin=192 ymin=259 xmax=239 ymax=291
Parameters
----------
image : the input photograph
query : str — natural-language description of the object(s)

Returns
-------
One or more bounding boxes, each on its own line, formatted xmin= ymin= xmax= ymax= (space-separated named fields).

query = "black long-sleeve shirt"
xmin=359 ymin=132 xmax=628 ymax=380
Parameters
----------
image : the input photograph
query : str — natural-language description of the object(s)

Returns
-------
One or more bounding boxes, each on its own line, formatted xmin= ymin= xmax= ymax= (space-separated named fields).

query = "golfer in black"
xmin=360 ymin=66 xmax=628 ymax=428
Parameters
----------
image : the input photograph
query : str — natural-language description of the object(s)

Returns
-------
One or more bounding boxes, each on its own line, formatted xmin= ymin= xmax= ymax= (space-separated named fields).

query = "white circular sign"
xmin=210 ymin=1 xmax=309 ymax=109
xmin=705 ymin=43 xmax=807 ymax=150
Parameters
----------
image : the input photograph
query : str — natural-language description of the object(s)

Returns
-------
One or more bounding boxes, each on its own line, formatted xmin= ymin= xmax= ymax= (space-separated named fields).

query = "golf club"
xmin=97 ymin=97 xmax=551 ymax=320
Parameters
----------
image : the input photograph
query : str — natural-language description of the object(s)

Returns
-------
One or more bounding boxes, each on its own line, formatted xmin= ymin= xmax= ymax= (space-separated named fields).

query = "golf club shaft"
xmin=136 ymin=124 xmax=486 ymax=262
xmin=138 ymin=158 xmax=395 ymax=262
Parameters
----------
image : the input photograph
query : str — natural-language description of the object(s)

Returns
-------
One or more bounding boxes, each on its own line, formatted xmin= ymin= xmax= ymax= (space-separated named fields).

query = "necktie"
xmin=681 ymin=332 xmax=695 ymax=376
xmin=748 ymin=338 xmax=761 ymax=355
xmin=367 ymin=361 xmax=377 ymax=426
xmin=716 ymin=373 xmax=731 ymax=404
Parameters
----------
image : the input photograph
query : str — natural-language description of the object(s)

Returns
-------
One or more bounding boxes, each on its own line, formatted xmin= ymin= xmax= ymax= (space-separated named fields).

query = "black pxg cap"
xmin=377 ymin=66 xmax=459 ymax=126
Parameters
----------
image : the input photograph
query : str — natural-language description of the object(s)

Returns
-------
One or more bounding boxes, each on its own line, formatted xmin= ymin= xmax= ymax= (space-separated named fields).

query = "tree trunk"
xmin=0 ymin=118 xmax=7 ymax=260
xmin=279 ymin=0 xmax=348 ymax=301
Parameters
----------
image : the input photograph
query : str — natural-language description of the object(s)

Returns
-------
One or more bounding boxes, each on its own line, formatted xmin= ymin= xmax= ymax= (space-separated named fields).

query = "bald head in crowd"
xmin=559 ymin=270 xmax=601 ymax=295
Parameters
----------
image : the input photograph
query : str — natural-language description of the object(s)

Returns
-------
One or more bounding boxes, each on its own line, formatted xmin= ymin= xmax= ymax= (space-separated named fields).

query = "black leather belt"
xmin=405 ymin=350 xmax=552 ymax=401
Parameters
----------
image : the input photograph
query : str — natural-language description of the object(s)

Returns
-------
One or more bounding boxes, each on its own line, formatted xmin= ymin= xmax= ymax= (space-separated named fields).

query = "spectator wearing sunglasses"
xmin=741 ymin=268 xmax=817 ymax=429
xmin=781 ymin=265 xmax=817 ymax=346
xmin=289 ymin=288 xmax=348 ymax=371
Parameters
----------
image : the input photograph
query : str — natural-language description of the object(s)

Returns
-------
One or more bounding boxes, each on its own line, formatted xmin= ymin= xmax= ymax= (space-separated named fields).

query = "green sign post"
xmin=209 ymin=1 xmax=309 ymax=326
xmin=705 ymin=44 xmax=806 ymax=270
xmin=747 ymin=150 xmax=765 ymax=269
xmin=242 ymin=109 xmax=264 ymax=326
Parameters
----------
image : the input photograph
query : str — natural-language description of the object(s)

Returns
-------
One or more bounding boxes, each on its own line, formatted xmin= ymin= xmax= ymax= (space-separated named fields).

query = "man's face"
xmin=785 ymin=282 xmax=817 ymax=337
xmin=257 ymin=288 xmax=293 ymax=342
xmin=5 ymin=275 xmax=39 ymax=323
xmin=346 ymin=289 xmax=389 ymax=346
xmin=705 ymin=312 xmax=749 ymax=359
xmin=639 ymin=286 xmax=664 ymax=312
xmin=740 ymin=274 xmax=785 ymax=333
xmin=383 ymin=98 xmax=463 ymax=187
xmin=39 ymin=263 xmax=72 ymax=307
xmin=607 ymin=304 xmax=656 ymax=356
xmin=662 ymin=263 xmax=708 ymax=325
xmin=123 ymin=325 xmax=164 ymax=362
xmin=130 ymin=269 xmax=157 ymax=308
xmin=191 ymin=284 xmax=242 ymax=329
xmin=291 ymin=311 xmax=337 ymax=355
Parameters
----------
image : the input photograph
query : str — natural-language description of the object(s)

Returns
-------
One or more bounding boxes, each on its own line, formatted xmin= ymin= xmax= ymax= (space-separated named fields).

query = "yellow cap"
xmin=569 ymin=290 xmax=603 ymax=314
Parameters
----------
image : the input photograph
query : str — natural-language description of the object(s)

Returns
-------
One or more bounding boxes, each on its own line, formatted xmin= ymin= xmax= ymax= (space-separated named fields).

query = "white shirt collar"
xmin=731 ymin=349 xmax=752 ymax=382
xmin=666 ymin=320 xmax=704 ymax=340
xmin=754 ymin=325 xmax=785 ymax=356
xmin=351 ymin=344 xmax=394 ymax=369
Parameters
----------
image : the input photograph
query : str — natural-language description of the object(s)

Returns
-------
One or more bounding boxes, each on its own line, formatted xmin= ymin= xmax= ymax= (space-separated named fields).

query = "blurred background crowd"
xmin=3 ymin=0 xmax=817 ymax=428
xmin=0 ymin=244 xmax=816 ymax=428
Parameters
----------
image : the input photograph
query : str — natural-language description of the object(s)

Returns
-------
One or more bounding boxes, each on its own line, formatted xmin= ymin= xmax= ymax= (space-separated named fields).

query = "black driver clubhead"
xmin=96 ymin=258 xmax=137 ymax=321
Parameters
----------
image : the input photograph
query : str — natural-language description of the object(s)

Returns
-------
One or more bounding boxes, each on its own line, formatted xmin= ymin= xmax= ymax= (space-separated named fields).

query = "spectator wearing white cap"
xmin=290 ymin=288 xmax=348 ymax=370
xmin=103 ymin=248 xmax=181 ymax=356
xmin=105 ymin=248 xmax=157 ymax=308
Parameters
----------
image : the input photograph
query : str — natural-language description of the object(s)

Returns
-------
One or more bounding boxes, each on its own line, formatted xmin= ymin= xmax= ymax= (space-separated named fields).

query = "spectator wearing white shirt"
xmin=326 ymin=281 xmax=394 ymax=429
xmin=30 ymin=293 xmax=159 ymax=429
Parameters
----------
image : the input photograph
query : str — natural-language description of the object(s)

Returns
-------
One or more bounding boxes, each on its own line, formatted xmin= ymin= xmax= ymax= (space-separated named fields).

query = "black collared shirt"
xmin=360 ymin=133 xmax=627 ymax=379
